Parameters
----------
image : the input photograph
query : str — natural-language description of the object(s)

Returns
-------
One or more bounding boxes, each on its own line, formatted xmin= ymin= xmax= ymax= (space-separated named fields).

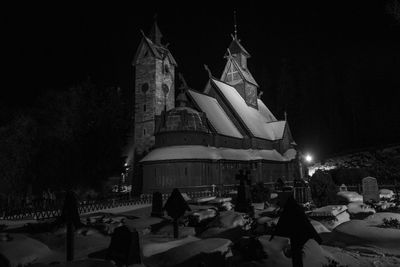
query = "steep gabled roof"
xmin=211 ymin=78 xmax=286 ymax=140
xmin=132 ymin=33 xmax=177 ymax=66
xmin=230 ymin=58 xmax=258 ymax=87
xmin=257 ymin=99 xmax=277 ymax=122
xmin=224 ymin=38 xmax=251 ymax=58
xmin=188 ymin=89 xmax=243 ymax=139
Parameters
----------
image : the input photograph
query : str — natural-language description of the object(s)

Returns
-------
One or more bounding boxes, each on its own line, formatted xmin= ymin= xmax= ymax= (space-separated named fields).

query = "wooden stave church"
xmin=132 ymin=21 xmax=300 ymax=193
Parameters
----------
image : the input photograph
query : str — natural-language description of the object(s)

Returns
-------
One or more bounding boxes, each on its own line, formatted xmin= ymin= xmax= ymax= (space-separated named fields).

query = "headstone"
xmin=235 ymin=170 xmax=253 ymax=213
xmin=164 ymin=188 xmax=191 ymax=238
xmin=151 ymin=192 xmax=164 ymax=217
xmin=362 ymin=177 xmax=379 ymax=202
xmin=339 ymin=184 xmax=348 ymax=192
xmin=271 ymin=195 xmax=321 ymax=267
xmin=107 ymin=225 xmax=141 ymax=265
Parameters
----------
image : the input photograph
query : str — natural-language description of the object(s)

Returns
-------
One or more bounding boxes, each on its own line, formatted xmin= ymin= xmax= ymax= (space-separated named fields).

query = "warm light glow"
xmin=305 ymin=154 xmax=313 ymax=163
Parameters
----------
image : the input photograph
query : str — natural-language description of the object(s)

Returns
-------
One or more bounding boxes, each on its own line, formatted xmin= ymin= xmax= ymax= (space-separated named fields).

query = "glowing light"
xmin=305 ymin=154 xmax=313 ymax=163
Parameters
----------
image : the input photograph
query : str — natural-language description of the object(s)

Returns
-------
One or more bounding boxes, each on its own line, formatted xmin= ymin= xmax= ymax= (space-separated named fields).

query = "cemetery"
xmin=0 ymin=169 xmax=400 ymax=267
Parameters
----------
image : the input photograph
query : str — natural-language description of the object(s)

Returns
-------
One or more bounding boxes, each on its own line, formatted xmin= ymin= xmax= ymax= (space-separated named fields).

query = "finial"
xmin=178 ymin=73 xmax=188 ymax=90
xmin=204 ymin=64 xmax=212 ymax=78
xmin=226 ymin=48 xmax=232 ymax=58
xmin=233 ymin=10 xmax=238 ymax=39
xmin=284 ymin=111 xmax=288 ymax=121
xmin=140 ymin=29 xmax=146 ymax=37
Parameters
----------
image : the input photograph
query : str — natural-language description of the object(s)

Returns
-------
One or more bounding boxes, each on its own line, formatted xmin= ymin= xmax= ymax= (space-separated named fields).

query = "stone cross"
xmin=362 ymin=177 xmax=379 ymax=202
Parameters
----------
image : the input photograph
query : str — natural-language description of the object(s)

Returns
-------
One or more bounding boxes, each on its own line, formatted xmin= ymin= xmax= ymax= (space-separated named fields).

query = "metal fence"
xmin=1 ymin=183 xmax=398 ymax=221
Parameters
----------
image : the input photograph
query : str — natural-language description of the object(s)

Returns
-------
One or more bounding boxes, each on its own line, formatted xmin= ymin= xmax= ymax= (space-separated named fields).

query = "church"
xmin=131 ymin=20 xmax=299 ymax=193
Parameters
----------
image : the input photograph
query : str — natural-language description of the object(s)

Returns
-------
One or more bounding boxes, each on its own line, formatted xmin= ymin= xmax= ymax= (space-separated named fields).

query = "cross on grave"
xmin=163 ymin=188 xmax=191 ymax=238
xmin=235 ymin=169 xmax=253 ymax=214
xmin=57 ymin=190 xmax=82 ymax=261
xmin=270 ymin=195 xmax=321 ymax=267
xmin=235 ymin=169 xmax=250 ymax=186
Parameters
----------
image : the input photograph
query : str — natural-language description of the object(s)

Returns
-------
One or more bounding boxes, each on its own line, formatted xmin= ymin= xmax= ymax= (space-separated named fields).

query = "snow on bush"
xmin=337 ymin=191 xmax=363 ymax=203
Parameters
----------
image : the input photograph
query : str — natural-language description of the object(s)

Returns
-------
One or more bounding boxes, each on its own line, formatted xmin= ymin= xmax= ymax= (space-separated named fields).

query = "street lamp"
xmin=305 ymin=154 xmax=313 ymax=163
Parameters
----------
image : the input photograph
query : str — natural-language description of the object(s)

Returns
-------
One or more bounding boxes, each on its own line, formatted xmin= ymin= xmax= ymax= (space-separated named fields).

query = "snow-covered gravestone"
xmin=339 ymin=184 xmax=347 ymax=192
xmin=362 ymin=177 xmax=379 ymax=202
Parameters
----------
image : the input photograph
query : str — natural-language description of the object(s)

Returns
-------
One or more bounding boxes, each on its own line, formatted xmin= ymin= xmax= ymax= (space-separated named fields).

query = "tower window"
xmin=164 ymin=65 xmax=170 ymax=74
xmin=141 ymin=83 xmax=149 ymax=94
xmin=143 ymin=128 xmax=146 ymax=136
xmin=143 ymin=104 xmax=146 ymax=112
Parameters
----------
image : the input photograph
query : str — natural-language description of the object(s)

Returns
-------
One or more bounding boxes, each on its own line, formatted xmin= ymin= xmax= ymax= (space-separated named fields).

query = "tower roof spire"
xmin=149 ymin=14 xmax=163 ymax=45
xmin=233 ymin=10 xmax=238 ymax=39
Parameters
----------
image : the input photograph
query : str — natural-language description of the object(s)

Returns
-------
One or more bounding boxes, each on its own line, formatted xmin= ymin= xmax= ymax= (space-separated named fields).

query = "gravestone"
xmin=340 ymin=184 xmax=348 ymax=192
xmin=362 ymin=177 xmax=379 ymax=202
xmin=151 ymin=192 xmax=164 ymax=217
xmin=235 ymin=169 xmax=253 ymax=213
xmin=164 ymin=188 xmax=191 ymax=238
xmin=107 ymin=225 xmax=141 ymax=265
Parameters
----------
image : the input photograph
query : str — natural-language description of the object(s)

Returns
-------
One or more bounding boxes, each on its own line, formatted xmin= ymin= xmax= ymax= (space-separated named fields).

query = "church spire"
xmin=233 ymin=10 xmax=238 ymax=39
xmin=149 ymin=14 xmax=163 ymax=45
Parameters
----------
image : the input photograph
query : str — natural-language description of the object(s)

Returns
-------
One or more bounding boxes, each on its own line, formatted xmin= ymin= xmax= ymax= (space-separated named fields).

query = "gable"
xmin=188 ymin=90 xmax=243 ymax=139
xmin=211 ymin=79 xmax=286 ymax=141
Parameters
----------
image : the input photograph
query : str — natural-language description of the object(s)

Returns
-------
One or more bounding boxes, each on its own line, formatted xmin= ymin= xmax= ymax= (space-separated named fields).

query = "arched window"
xmin=141 ymin=83 xmax=149 ymax=94
xmin=143 ymin=128 xmax=146 ymax=136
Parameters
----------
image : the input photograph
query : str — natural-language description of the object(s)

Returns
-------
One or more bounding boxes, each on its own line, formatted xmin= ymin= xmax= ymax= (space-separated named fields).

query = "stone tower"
xmin=132 ymin=20 xmax=177 ymax=154
xmin=220 ymin=35 xmax=259 ymax=109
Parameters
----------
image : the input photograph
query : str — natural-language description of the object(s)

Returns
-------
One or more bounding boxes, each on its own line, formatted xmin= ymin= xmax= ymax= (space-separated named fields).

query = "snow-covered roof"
xmin=212 ymin=79 xmax=286 ymax=140
xmin=257 ymin=99 xmax=277 ymax=122
xmin=188 ymin=90 xmax=243 ymax=139
xmin=140 ymin=145 xmax=297 ymax=162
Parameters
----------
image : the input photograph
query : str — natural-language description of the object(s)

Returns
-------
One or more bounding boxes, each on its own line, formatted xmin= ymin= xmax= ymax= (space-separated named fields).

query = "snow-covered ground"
xmin=1 ymin=196 xmax=400 ymax=267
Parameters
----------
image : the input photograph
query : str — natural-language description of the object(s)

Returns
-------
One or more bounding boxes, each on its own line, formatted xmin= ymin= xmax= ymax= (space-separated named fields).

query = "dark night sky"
xmin=3 ymin=1 xmax=400 ymax=159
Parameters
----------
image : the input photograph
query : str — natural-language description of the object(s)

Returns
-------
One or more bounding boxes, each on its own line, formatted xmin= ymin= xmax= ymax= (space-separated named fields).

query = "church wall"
xmin=141 ymin=159 xmax=298 ymax=193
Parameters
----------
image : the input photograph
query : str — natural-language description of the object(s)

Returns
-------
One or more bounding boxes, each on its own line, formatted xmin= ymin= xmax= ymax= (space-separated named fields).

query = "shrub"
xmin=309 ymin=170 xmax=339 ymax=207
xmin=380 ymin=218 xmax=400 ymax=229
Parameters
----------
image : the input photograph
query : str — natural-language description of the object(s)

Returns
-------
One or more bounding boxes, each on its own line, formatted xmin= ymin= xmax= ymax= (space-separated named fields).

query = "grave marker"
xmin=151 ymin=192 xmax=164 ymax=217
xmin=164 ymin=188 xmax=191 ymax=238
xmin=362 ymin=177 xmax=379 ymax=202
xmin=339 ymin=184 xmax=348 ymax=192
xmin=107 ymin=225 xmax=141 ymax=265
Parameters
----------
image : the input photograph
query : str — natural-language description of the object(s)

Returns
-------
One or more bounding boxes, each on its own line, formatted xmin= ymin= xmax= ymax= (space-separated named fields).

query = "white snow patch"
xmin=337 ymin=191 xmax=363 ymax=203
xmin=141 ymin=145 xmax=296 ymax=162
xmin=188 ymin=90 xmax=243 ymax=138
xmin=213 ymin=79 xmax=285 ymax=140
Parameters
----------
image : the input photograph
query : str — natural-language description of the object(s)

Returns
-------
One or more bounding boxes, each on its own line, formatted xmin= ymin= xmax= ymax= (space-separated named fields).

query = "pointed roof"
xmin=224 ymin=37 xmax=251 ymax=58
xmin=132 ymin=29 xmax=177 ymax=66
xmin=149 ymin=20 xmax=163 ymax=45
xmin=222 ymin=57 xmax=259 ymax=87
xmin=188 ymin=89 xmax=243 ymax=139
xmin=211 ymin=78 xmax=286 ymax=140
